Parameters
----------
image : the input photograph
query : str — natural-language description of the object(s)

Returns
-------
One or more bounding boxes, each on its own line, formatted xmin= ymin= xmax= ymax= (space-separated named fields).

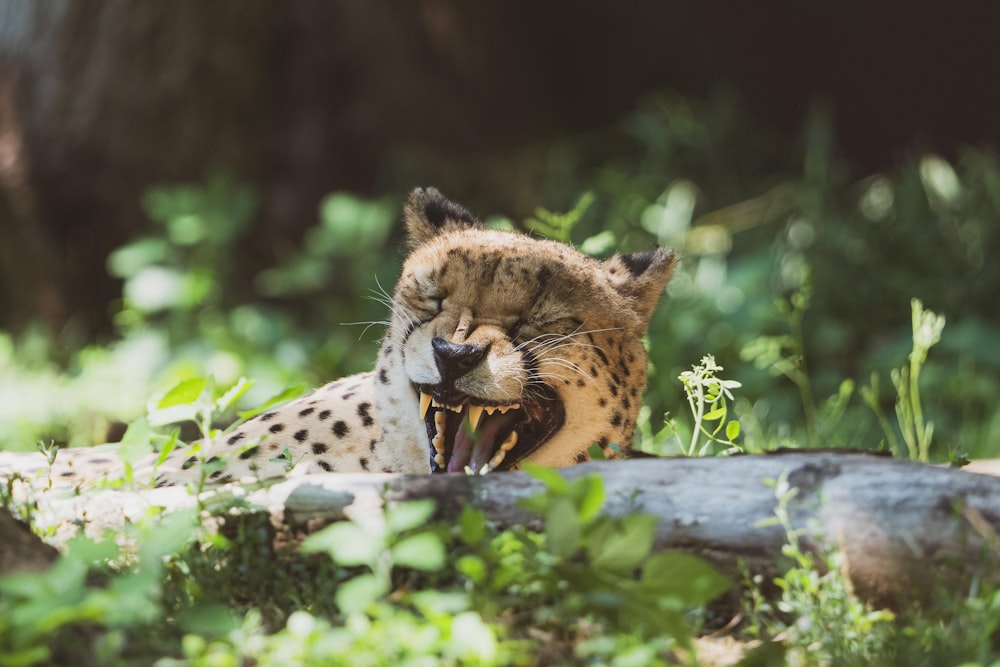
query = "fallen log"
xmin=7 ymin=452 xmax=1000 ymax=606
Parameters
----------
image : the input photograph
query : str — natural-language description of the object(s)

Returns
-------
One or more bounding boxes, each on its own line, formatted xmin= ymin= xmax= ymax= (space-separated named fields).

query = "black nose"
xmin=432 ymin=337 xmax=488 ymax=385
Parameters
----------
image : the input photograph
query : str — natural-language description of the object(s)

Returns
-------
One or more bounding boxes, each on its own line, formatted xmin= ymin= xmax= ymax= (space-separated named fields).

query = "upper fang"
xmin=468 ymin=405 xmax=484 ymax=431
xmin=419 ymin=392 xmax=432 ymax=419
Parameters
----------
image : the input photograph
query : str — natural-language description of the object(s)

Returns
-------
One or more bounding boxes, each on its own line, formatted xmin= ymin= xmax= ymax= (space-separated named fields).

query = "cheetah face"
xmin=386 ymin=188 xmax=678 ymax=474
xmin=400 ymin=235 xmax=574 ymax=473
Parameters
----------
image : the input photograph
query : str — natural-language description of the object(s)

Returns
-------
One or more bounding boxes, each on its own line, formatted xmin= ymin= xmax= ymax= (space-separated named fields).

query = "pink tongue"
xmin=447 ymin=410 xmax=517 ymax=473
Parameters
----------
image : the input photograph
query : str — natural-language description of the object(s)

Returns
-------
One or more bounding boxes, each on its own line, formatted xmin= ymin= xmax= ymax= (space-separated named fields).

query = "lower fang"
xmin=500 ymin=430 xmax=518 ymax=451
xmin=486 ymin=448 xmax=507 ymax=470
xmin=433 ymin=411 xmax=447 ymax=454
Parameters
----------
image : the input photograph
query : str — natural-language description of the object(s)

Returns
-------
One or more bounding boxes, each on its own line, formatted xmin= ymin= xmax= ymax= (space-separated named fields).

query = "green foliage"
xmin=861 ymin=299 xmax=946 ymax=462
xmin=303 ymin=499 xmax=445 ymax=614
xmin=512 ymin=464 xmax=730 ymax=655
xmin=524 ymin=191 xmax=595 ymax=243
xmin=635 ymin=354 xmax=744 ymax=457
xmin=745 ymin=473 xmax=896 ymax=665
xmin=0 ymin=509 xmax=198 ymax=666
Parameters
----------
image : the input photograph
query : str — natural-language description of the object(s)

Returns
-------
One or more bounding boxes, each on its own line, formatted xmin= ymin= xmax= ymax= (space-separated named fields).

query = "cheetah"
xmin=0 ymin=188 xmax=677 ymax=489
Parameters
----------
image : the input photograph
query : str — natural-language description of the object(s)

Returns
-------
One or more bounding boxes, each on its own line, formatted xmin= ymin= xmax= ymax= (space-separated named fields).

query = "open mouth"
xmin=415 ymin=384 xmax=565 ymax=474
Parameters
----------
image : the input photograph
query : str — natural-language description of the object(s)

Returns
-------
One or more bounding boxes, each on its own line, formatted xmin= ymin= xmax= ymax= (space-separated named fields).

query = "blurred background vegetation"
xmin=1 ymin=1 xmax=998 ymax=461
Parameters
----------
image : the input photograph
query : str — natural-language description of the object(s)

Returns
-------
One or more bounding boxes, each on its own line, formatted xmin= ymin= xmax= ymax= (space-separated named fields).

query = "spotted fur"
xmin=0 ymin=188 xmax=677 ymax=489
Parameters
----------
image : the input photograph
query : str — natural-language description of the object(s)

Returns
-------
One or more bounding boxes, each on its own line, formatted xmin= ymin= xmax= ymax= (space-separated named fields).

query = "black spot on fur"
xmin=598 ymin=436 xmax=610 ymax=449
xmin=608 ymin=383 xmax=619 ymax=397
xmin=299 ymin=407 xmax=315 ymax=417
xmin=598 ymin=398 xmax=607 ymax=408
xmin=378 ymin=368 xmax=389 ymax=384
xmin=576 ymin=379 xmax=586 ymax=387
xmin=217 ymin=474 xmax=235 ymax=484
xmin=312 ymin=442 xmax=329 ymax=455
xmin=342 ymin=392 xmax=355 ymax=400
xmin=422 ymin=191 xmax=475 ymax=228
xmin=360 ymin=457 xmax=370 ymax=471
xmin=574 ymin=452 xmax=588 ymax=463
xmin=294 ymin=429 xmax=308 ymax=442
xmin=620 ymin=249 xmax=659 ymax=276
xmin=269 ymin=423 xmax=284 ymax=434
xmin=260 ymin=411 xmax=277 ymax=421
xmin=318 ymin=410 xmax=331 ymax=420
xmin=209 ymin=470 xmax=224 ymax=480
xmin=182 ymin=456 xmax=197 ymax=470
xmin=317 ymin=460 xmax=334 ymax=472
xmin=382 ymin=466 xmax=393 ymax=473
xmin=357 ymin=402 xmax=375 ymax=427
xmin=611 ymin=412 xmax=623 ymax=427
xmin=206 ymin=456 xmax=220 ymax=465
xmin=239 ymin=446 xmax=260 ymax=460
xmin=61 ymin=470 xmax=75 ymax=477
xmin=589 ymin=365 xmax=598 ymax=377
xmin=594 ymin=348 xmax=610 ymax=365
xmin=369 ymin=439 xmax=377 ymax=452
xmin=333 ymin=421 xmax=350 ymax=438
xmin=227 ymin=432 xmax=245 ymax=446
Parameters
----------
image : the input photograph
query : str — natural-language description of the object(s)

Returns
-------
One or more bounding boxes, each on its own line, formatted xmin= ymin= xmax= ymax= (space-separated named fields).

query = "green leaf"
xmin=137 ymin=508 xmax=199 ymax=565
xmin=456 ymin=555 xmax=487 ymax=585
xmin=586 ymin=442 xmax=607 ymax=460
xmin=237 ymin=383 xmax=308 ymax=421
xmin=703 ymin=407 xmax=727 ymax=421
xmin=641 ymin=552 xmax=730 ymax=605
xmin=154 ymin=429 xmax=181 ymax=467
xmin=392 ymin=532 xmax=446 ymax=571
xmin=458 ymin=505 xmax=486 ymax=545
xmin=571 ymin=475 xmax=605 ymax=523
xmin=579 ymin=229 xmax=617 ymax=256
xmin=386 ymin=499 xmax=436 ymax=534
xmin=545 ymin=497 xmax=581 ymax=558
xmin=65 ymin=534 xmax=120 ymax=567
xmin=117 ymin=416 xmax=154 ymax=465
xmin=302 ymin=522 xmax=383 ymax=566
xmin=522 ymin=462 xmax=567 ymax=494
xmin=335 ymin=574 xmax=386 ymax=615
xmin=158 ymin=378 xmax=208 ymax=409
xmin=215 ymin=377 xmax=254 ymax=413
xmin=725 ymin=420 xmax=741 ymax=440
xmin=585 ymin=514 xmax=658 ymax=575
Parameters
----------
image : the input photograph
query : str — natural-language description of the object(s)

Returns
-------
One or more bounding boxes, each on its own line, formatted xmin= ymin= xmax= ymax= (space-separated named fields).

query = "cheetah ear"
xmin=603 ymin=248 xmax=679 ymax=323
xmin=404 ymin=187 xmax=480 ymax=248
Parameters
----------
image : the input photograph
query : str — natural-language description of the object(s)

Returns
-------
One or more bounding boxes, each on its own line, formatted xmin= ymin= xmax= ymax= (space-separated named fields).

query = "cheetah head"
xmin=376 ymin=188 xmax=678 ymax=474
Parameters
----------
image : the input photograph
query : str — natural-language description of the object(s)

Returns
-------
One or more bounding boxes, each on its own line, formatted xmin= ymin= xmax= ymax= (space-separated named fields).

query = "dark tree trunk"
xmin=0 ymin=1 xmax=536 ymax=337
xmin=0 ymin=1 xmax=275 ymax=335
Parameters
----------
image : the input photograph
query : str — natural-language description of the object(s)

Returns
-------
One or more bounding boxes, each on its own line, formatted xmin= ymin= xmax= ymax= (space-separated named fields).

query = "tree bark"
xmin=12 ymin=452 xmax=1000 ymax=607
xmin=0 ymin=509 xmax=58 ymax=577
